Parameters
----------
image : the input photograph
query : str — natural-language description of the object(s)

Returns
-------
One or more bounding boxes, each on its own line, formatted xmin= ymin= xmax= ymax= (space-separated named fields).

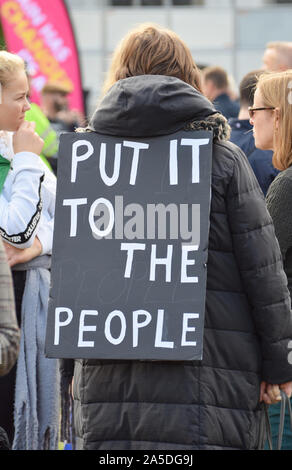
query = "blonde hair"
xmin=256 ymin=70 xmax=292 ymax=171
xmin=102 ymin=23 xmax=202 ymax=96
xmin=0 ymin=50 xmax=25 ymax=87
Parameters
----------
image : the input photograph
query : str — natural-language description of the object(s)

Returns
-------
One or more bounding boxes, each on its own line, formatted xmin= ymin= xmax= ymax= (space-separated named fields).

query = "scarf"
xmin=0 ymin=155 xmax=10 ymax=193
xmin=0 ymin=132 xmax=13 ymax=194
xmin=12 ymin=256 xmax=60 ymax=450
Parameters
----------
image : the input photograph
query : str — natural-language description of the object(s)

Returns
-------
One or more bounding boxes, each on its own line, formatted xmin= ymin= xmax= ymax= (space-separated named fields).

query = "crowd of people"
xmin=1 ymin=23 xmax=292 ymax=451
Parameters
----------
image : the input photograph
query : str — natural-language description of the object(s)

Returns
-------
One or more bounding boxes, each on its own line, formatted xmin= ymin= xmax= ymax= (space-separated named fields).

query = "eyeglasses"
xmin=248 ymin=106 xmax=275 ymax=119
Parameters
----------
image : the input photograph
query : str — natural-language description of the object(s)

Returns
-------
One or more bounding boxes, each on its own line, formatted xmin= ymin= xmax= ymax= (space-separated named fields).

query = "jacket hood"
xmin=89 ymin=75 xmax=219 ymax=138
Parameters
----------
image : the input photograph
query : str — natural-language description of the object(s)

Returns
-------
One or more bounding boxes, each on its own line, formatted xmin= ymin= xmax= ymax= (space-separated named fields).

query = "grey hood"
xmin=89 ymin=74 xmax=219 ymax=138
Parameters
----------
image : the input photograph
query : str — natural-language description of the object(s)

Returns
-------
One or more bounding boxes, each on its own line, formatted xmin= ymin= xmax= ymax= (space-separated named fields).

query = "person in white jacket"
xmin=0 ymin=124 xmax=56 ymax=259
xmin=0 ymin=51 xmax=59 ymax=450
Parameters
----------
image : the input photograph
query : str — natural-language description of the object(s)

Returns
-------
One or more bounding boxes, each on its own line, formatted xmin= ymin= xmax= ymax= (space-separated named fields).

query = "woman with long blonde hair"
xmin=250 ymin=69 xmax=292 ymax=448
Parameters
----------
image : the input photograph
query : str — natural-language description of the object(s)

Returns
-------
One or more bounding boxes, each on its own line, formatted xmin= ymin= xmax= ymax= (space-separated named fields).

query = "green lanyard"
xmin=0 ymin=154 xmax=10 ymax=194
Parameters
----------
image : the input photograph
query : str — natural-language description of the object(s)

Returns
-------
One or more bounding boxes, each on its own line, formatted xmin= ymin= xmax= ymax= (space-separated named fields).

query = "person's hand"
xmin=260 ymin=381 xmax=292 ymax=404
xmin=3 ymin=237 xmax=42 ymax=267
xmin=13 ymin=121 xmax=44 ymax=155
xmin=280 ymin=381 xmax=292 ymax=398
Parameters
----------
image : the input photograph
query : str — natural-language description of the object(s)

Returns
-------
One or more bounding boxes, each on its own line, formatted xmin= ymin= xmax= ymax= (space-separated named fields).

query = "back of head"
xmin=239 ymin=69 xmax=265 ymax=108
xmin=0 ymin=50 xmax=25 ymax=89
xmin=202 ymin=66 xmax=229 ymax=91
xmin=265 ymin=41 xmax=292 ymax=71
xmin=256 ymin=69 xmax=292 ymax=170
xmin=102 ymin=23 xmax=202 ymax=96
xmin=41 ymin=81 xmax=73 ymax=96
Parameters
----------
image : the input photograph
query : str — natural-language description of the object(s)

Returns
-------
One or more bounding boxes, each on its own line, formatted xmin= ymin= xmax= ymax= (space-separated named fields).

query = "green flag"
xmin=0 ymin=154 xmax=10 ymax=194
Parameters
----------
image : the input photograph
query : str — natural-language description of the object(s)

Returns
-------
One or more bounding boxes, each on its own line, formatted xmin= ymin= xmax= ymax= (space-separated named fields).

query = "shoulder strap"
xmin=263 ymin=403 xmax=273 ymax=449
xmin=277 ymin=390 xmax=292 ymax=450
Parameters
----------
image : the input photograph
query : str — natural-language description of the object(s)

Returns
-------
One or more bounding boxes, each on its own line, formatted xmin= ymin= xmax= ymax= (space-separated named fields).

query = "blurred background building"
xmin=64 ymin=0 xmax=292 ymax=116
xmin=1 ymin=0 xmax=292 ymax=117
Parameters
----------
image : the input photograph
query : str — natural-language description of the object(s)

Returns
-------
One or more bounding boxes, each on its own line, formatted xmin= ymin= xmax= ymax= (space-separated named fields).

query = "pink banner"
xmin=0 ymin=0 xmax=84 ymax=113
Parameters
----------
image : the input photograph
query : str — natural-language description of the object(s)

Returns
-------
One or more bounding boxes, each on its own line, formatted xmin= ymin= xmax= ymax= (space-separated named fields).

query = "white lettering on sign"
xmin=123 ymin=141 xmax=149 ymax=185
xmin=99 ymin=143 xmax=122 ymax=187
xmin=181 ymin=245 xmax=199 ymax=283
xmin=49 ymin=132 xmax=211 ymax=360
xmin=169 ymin=138 xmax=210 ymax=185
xmin=154 ymin=309 xmax=174 ymax=349
xmin=53 ymin=307 xmax=200 ymax=350
xmin=104 ymin=310 xmax=127 ymax=345
xmin=54 ymin=307 xmax=73 ymax=345
xmin=132 ymin=310 xmax=152 ymax=348
xmin=89 ymin=198 xmax=115 ymax=238
xmin=120 ymin=243 xmax=146 ymax=278
xmin=63 ymin=196 xmax=200 ymax=245
xmin=181 ymin=313 xmax=199 ymax=346
xmin=71 ymin=140 xmax=149 ymax=186
xmin=71 ymin=140 xmax=94 ymax=183
xmin=150 ymin=244 xmax=173 ymax=283
xmin=63 ymin=198 xmax=87 ymax=237
xmin=78 ymin=310 xmax=98 ymax=347
xmin=120 ymin=243 xmax=198 ymax=283
xmin=70 ymin=138 xmax=209 ymax=187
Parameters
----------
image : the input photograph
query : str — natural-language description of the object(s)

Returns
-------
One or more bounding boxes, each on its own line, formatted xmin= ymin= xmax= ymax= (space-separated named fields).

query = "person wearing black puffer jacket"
xmin=61 ymin=24 xmax=292 ymax=451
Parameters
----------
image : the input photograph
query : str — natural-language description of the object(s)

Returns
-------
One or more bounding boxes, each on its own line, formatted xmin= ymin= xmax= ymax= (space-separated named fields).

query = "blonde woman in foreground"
xmin=0 ymin=51 xmax=59 ymax=450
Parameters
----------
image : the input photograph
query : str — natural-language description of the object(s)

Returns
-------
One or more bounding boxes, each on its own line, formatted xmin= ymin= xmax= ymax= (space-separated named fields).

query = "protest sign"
xmin=45 ymin=129 xmax=213 ymax=360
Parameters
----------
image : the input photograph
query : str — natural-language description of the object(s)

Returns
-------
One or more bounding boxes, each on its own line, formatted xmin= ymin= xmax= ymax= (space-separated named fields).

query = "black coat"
xmin=68 ymin=75 xmax=292 ymax=450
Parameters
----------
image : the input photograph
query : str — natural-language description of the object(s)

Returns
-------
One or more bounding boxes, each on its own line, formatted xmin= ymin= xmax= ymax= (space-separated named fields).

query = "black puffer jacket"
xmin=70 ymin=75 xmax=292 ymax=450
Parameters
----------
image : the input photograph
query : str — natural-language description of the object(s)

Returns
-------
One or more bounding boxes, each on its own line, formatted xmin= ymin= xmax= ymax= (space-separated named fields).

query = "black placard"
xmin=45 ymin=130 xmax=213 ymax=360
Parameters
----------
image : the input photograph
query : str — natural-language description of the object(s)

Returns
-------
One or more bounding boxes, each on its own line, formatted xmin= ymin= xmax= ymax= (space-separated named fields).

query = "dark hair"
xmin=239 ymin=70 xmax=264 ymax=107
xmin=202 ymin=66 xmax=228 ymax=90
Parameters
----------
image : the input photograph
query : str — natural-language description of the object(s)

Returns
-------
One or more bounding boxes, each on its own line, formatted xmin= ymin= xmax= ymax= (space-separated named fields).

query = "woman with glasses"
xmin=250 ymin=70 xmax=292 ymax=449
